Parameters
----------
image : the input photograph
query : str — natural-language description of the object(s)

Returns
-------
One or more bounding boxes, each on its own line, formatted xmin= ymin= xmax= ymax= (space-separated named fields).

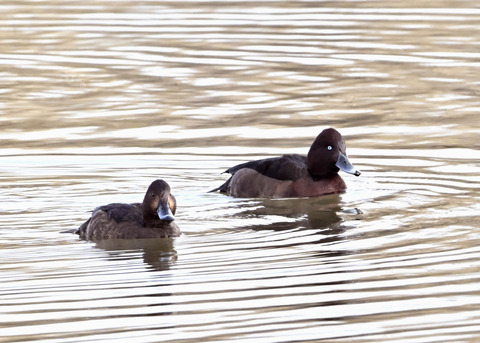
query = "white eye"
xmin=327 ymin=146 xmax=333 ymax=151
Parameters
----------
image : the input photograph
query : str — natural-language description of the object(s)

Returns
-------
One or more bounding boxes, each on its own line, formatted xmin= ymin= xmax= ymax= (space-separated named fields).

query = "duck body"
xmin=211 ymin=128 xmax=360 ymax=198
xmin=73 ymin=179 xmax=180 ymax=240
xmin=227 ymin=163 xmax=347 ymax=198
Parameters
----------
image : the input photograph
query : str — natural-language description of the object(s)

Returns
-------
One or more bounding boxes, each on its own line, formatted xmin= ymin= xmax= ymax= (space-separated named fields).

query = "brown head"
xmin=307 ymin=128 xmax=361 ymax=179
xmin=142 ymin=179 xmax=177 ymax=226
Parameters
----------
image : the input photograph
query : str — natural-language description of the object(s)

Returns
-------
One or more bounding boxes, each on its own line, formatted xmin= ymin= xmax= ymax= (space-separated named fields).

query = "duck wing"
xmin=96 ymin=203 xmax=144 ymax=226
xmin=210 ymin=154 xmax=309 ymax=193
xmin=226 ymin=154 xmax=309 ymax=181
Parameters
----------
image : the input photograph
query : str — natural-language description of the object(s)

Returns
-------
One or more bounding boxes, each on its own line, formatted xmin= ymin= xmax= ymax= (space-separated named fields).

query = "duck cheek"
xmin=157 ymin=200 xmax=175 ymax=222
xmin=168 ymin=194 xmax=177 ymax=215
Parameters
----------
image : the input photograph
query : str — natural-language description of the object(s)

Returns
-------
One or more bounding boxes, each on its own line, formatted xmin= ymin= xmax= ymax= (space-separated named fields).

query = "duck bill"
xmin=158 ymin=200 xmax=175 ymax=222
xmin=336 ymin=152 xmax=361 ymax=176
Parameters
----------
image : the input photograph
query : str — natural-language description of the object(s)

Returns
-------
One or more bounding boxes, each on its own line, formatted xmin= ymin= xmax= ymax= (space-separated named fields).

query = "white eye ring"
xmin=327 ymin=146 xmax=333 ymax=151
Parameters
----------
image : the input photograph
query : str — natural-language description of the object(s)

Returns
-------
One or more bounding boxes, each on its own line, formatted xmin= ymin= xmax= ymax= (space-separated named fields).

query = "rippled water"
xmin=1 ymin=1 xmax=480 ymax=342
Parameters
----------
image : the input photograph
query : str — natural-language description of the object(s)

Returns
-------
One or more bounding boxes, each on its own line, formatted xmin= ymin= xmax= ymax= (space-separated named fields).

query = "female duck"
xmin=73 ymin=179 xmax=180 ymax=240
xmin=211 ymin=128 xmax=360 ymax=198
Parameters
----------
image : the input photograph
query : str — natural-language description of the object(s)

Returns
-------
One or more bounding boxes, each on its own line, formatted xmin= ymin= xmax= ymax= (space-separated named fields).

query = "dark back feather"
xmin=227 ymin=154 xmax=309 ymax=181
xmin=96 ymin=203 xmax=144 ymax=226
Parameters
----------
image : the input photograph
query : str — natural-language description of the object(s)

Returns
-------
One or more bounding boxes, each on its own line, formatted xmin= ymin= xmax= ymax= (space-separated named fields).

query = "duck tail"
xmin=60 ymin=228 xmax=78 ymax=234
xmin=208 ymin=177 xmax=232 ymax=193
xmin=60 ymin=217 xmax=90 ymax=236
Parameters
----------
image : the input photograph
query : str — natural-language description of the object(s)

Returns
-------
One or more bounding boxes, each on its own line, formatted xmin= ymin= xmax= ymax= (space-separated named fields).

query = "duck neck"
xmin=142 ymin=204 xmax=161 ymax=227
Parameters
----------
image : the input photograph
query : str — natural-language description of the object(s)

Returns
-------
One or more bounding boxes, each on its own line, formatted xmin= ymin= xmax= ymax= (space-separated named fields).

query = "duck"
xmin=72 ymin=179 xmax=180 ymax=240
xmin=210 ymin=128 xmax=360 ymax=198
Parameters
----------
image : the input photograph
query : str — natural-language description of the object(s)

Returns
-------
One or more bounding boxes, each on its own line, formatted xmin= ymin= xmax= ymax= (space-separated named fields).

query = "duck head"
xmin=307 ymin=128 xmax=361 ymax=179
xmin=142 ymin=179 xmax=177 ymax=225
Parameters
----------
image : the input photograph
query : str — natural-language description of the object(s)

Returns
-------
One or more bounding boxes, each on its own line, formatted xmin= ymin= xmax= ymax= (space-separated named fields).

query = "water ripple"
xmin=1 ymin=1 xmax=480 ymax=342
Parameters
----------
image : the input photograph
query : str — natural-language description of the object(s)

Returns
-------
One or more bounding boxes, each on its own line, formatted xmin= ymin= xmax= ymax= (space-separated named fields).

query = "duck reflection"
xmin=237 ymin=194 xmax=347 ymax=232
xmin=232 ymin=194 xmax=363 ymax=261
xmin=93 ymin=238 xmax=177 ymax=271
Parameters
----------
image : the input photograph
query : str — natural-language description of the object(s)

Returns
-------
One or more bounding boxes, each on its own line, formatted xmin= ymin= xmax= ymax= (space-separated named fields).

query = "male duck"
xmin=211 ymin=128 xmax=360 ymax=198
xmin=73 ymin=179 xmax=180 ymax=240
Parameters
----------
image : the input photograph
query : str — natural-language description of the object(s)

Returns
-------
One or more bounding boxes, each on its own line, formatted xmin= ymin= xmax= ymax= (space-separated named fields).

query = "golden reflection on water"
xmin=1 ymin=1 xmax=480 ymax=342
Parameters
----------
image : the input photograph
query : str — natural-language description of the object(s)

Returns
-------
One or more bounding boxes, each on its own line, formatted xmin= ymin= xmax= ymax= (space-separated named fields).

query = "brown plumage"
xmin=72 ymin=179 xmax=180 ymax=240
xmin=211 ymin=128 xmax=360 ymax=198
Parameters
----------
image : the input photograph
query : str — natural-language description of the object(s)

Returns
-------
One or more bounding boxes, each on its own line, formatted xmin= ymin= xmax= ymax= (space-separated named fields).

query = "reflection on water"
xmin=1 ymin=0 xmax=480 ymax=342
xmin=94 ymin=238 xmax=177 ymax=271
xmin=234 ymin=196 xmax=346 ymax=232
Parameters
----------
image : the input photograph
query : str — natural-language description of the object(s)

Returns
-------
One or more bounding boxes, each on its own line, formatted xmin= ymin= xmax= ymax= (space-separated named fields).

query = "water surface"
xmin=1 ymin=1 xmax=480 ymax=342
